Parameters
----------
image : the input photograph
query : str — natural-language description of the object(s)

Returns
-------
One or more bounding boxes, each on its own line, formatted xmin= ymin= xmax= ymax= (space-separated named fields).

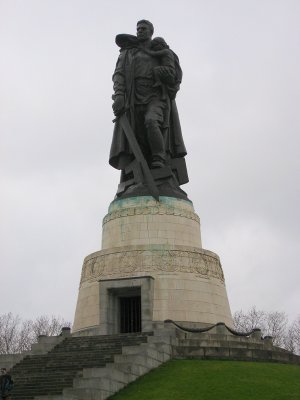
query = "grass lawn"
xmin=109 ymin=360 xmax=300 ymax=400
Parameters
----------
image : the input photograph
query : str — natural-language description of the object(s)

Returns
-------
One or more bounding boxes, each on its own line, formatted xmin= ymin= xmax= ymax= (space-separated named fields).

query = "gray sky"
xmin=1 ymin=0 xmax=299 ymax=325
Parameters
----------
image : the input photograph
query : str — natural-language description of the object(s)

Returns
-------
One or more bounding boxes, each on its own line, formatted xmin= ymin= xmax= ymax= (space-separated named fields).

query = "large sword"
xmin=115 ymin=113 xmax=160 ymax=201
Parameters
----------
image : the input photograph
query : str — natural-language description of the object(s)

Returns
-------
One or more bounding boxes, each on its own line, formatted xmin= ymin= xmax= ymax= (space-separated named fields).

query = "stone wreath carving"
xmin=80 ymin=248 xmax=224 ymax=284
xmin=102 ymin=204 xmax=200 ymax=226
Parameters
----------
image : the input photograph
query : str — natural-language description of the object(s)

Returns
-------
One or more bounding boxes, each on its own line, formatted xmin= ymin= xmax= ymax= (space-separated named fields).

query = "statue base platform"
xmin=116 ymin=180 xmax=189 ymax=201
xmin=115 ymin=160 xmax=189 ymax=201
xmin=72 ymin=196 xmax=233 ymax=335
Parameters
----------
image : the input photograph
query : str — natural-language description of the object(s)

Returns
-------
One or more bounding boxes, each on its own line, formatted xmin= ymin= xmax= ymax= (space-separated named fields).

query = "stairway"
xmin=10 ymin=332 xmax=152 ymax=400
xmin=9 ymin=322 xmax=299 ymax=400
xmin=166 ymin=321 xmax=300 ymax=365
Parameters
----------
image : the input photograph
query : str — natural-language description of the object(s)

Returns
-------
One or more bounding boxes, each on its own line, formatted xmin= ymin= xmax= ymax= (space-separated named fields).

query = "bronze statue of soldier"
xmin=109 ymin=20 xmax=189 ymax=200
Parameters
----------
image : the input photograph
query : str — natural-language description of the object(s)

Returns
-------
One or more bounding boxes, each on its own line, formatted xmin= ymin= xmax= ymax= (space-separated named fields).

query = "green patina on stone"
xmin=108 ymin=196 xmax=194 ymax=213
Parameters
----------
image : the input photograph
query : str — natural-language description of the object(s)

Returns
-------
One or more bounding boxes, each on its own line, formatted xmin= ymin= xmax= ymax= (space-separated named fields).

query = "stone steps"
xmin=174 ymin=345 xmax=300 ymax=363
xmin=166 ymin=321 xmax=300 ymax=365
xmin=176 ymin=339 xmax=267 ymax=349
xmin=9 ymin=323 xmax=299 ymax=400
xmin=60 ymin=334 xmax=173 ymax=400
xmin=10 ymin=332 xmax=153 ymax=400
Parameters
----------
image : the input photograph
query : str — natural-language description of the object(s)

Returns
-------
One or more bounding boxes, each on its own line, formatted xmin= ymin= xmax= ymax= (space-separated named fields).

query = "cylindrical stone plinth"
xmin=102 ymin=196 xmax=202 ymax=249
xmin=72 ymin=196 xmax=233 ymax=334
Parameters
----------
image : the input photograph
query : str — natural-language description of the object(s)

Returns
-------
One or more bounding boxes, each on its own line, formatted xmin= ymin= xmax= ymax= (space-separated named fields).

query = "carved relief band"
xmin=80 ymin=246 xmax=224 ymax=285
xmin=103 ymin=203 xmax=200 ymax=226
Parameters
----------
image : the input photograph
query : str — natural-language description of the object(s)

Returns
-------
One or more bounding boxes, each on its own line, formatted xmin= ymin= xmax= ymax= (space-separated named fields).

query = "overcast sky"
xmin=1 ymin=0 xmax=299 ymax=325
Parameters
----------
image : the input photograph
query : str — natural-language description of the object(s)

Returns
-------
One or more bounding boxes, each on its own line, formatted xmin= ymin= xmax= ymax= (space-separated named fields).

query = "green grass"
xmin=109 ymin=360 xmax=300 ymax=400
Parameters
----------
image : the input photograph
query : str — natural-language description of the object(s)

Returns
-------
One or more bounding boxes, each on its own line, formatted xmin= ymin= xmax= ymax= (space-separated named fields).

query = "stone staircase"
xmin=10 ymin=331 xmax=173 ymax=400
xmin=165 ymin=321 xmax=300 ymax=365
xmin=8 ymin=322 xmax=300 ymax=400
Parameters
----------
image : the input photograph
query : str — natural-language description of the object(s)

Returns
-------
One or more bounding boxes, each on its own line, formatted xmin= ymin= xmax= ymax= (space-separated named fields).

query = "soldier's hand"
xmin=112 ymin=96 xmax=125 ymax=116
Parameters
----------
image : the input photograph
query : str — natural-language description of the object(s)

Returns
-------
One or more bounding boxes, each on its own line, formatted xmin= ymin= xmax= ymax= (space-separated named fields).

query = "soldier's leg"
xmin=134 ymin=105 xmax=152 ymax=164
xmin=144 ymin=100 xmax=166 ymax=168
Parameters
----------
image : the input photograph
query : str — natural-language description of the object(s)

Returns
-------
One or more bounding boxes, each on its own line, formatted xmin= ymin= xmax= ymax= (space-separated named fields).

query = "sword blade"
xmin=119 ymin=114 xmax=160 ymax=201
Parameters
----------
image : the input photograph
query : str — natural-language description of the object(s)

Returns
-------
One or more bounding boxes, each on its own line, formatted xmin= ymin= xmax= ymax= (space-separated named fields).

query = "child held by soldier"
xmin=144 ymin=37 xmax=176 ymax=87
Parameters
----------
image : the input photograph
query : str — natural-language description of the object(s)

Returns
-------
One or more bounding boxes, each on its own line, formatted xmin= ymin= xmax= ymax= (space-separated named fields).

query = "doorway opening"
xmin=99 ymin=276 xmax=154 ymax=335
xmin=120 ymin=295 xmax=141 ymax=333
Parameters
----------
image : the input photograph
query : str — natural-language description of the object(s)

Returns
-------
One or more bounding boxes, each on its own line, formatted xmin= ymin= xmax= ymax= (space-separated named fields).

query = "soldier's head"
xmin=136 ymin=20 xmax=154 ymax=42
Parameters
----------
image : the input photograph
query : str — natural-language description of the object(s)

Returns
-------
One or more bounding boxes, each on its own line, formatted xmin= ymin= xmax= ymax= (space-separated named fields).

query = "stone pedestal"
xmin=72 ymin=196 xmax=233 ymax=334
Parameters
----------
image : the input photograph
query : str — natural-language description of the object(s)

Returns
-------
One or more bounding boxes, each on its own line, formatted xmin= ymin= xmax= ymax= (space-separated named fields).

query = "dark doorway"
xmin=120 ymin=296 xmax=141 ymax=333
